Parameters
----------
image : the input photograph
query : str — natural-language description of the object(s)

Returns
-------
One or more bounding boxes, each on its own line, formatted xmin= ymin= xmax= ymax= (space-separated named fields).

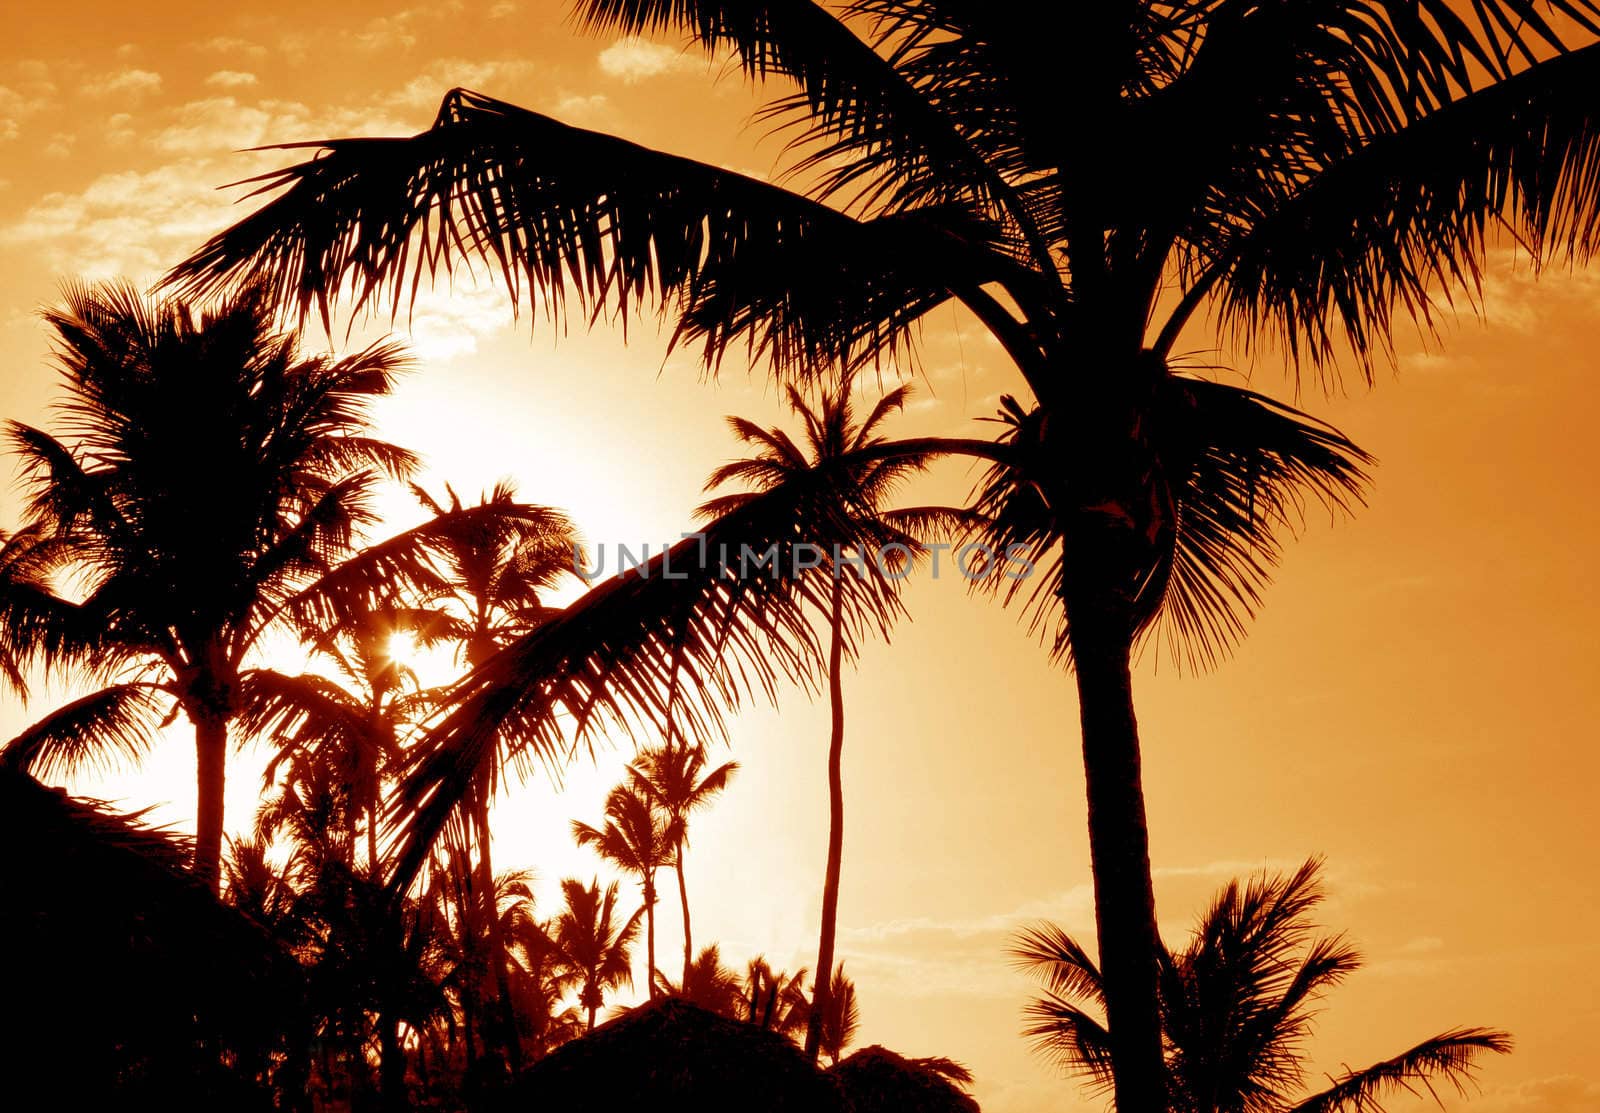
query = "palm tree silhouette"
xmin=572 ymin=782 xmax=678 ymax=1000
xmin=159 ymin=6 xmax=1600 ymax=1096
xmin=652 ymin=943 xmax=746 ymax=1019
xmin=243 ymin=606 xmax=444 ymax=874
xmin=701 ymin=377 xmax=930 ymax=1061
xmin=628 ymin=741 xmax=738 ymax=988
xmin=1014 ymin=858 xmax=1512 ymax=1113
xmin=409 ymin=480 xmax=578 ymax=1064
xmin=0 ymin=282 xmax=433 ymax=890
xmin=549 ymin=876 xmax=644 ymax=1032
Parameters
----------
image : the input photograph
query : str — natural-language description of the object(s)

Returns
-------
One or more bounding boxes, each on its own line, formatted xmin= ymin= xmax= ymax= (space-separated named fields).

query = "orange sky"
xmin=3 ymin=5 xmax=1598 ymax=1111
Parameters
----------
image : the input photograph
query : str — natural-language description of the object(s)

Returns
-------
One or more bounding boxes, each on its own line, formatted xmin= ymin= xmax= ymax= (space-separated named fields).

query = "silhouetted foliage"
xmin=1013 ymin=858 xmax=1512 ymax=1113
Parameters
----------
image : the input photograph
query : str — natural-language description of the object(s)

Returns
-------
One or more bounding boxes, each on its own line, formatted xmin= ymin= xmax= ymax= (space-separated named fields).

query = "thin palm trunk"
xmin=1067 ymin=585 xmax=1165 ymax=1113
xmin=472 ymin=798 xmax=520 ymax=1069
xmin=675 ymin=835 xmax=692 ymax=988
xmin=193 ymin=707 xmax=229 ymax=893
xmin=805 ymin=577 xmax=847 ymax=1062
xmin=644 ymin=877 xmax=657 ymax=1000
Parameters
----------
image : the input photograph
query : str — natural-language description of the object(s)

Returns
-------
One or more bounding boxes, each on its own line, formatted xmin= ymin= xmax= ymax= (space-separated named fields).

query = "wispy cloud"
xmin=204 ymin=71 xmax=259 ymax=90
xmin=597 ymin=38 xmax=704 ymax=84
xmin=82 ymin=68 xmax=163 ymax=99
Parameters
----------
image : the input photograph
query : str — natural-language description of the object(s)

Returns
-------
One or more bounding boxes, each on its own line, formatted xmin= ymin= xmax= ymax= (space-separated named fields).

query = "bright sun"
xmin=386 ymin=631 xmax=420 ymax=669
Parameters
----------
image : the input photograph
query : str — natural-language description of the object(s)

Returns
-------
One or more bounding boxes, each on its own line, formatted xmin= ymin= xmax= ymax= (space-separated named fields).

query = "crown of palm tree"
xmin=550 ymin=876 xmax=645 ymax=1016
xmin=1012 ymin=858 xmax=1512 ymax=1113
xmin=572 ymin=782 xmax=680 ymax=882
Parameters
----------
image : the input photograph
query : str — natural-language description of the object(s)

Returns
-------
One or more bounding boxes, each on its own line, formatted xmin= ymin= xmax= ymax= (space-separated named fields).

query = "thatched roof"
xmin=831 ymin=1045 xmax=981 ymax=1113
xmin=0 ymin=770 xmax=303 ymax=1109
xmin=506 ymin=997 xmax=846 ymax=1112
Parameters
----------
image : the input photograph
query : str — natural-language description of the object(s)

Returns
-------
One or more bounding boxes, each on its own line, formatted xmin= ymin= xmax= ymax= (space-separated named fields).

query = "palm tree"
xmin=628 ymin=741 xmax=738 ymax=988
xmin=1014 ymin=858 xmax=1512 ymax=1113
xmin=701 ymin=376 xmax=930 ymax=1061
xmin=652 ymin=943 xmax=746 ymax=1019
xmin=549 ymin=876 xmax=645 ymax=1032
xmin=243 ymin=606 xmax=444 ymax=875
xmin=160 ymin=4 xmax=1600 ymax=1098
xmin=811 ymin=963 xmax=860 ymax=1066
xmin=0 ymin=282 xmax=438 ymax=891
xmin=410 ymin=480 xmax=579 ymax=1064
xmin=572 ymin=782 xmax=678 ymax=999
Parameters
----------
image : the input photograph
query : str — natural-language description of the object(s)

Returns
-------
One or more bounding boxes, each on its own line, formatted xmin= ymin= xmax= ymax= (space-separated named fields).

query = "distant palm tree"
xmin=742 ymin=955 xmax=812 ymax=1038
xmin=171 ymin=4 xmax=1600 ymax=1102
xmin=701 ymin=377 xmax=929 ymax=1061
xmin=411 ymin=480 xmax=578 ymax=1065
xmin=653 ymin=943 xmax=746 ymax=1019
xmin=0 ymin=282 xmax=437 ymax=890
xmin=243 ymin=606 xmax=444 ymax=874
xmin=811 ymin=963 xmax=861 ymax=1067
xmin=572 ymin=783 xmax=678 ymax=1000
xmin=549 ymin=877 xmax=644 ymax=1032
xmin=628 ymin=741 xmax=738 ymax=988
xmin=1013 ymin=858 xmax=1512 ymax=1113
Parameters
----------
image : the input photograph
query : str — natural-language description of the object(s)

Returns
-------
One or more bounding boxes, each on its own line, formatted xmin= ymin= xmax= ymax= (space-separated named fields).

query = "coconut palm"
xmin=169 ymin=3 xmax=1600 ymax=1096
xmin=701 ymin=376 xmax=932 ymax=1060
xmin=0 ymin=282 xmax=463 ymax=890
xmin=409 ymin=480 xmax=579 ymax=1062
xmin=1013 ymin=858 xmax=1512 ymax=1113
xmin=628 ymin=741 xmax=739 ymax=988
xmin=243 ymin=606 xmax=446 ymax=875
xmin=572 ymin=782 xmax=679 ymax=999
xmin=549 ymin=876 xmax=645 ymax=1032
xmin=653 ymin=943 xmax=747 ymax=1019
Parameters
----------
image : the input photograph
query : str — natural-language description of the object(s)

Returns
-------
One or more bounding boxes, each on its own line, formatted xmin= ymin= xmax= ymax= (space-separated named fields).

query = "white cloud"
xmin=194 ymin=36 xmax=268 ymax=59
xmin=204 ymin=70 xmax=259 ymax=89
xmin=1473 ymin=1075 xmax=1600 ymax=1113
xmin=488 ymin=0 xmax=519 ymax=17
xmin=597 ymin=37 xmax=702 ymax=84
xmin=82 ymin=68 xmax=163 ymax=99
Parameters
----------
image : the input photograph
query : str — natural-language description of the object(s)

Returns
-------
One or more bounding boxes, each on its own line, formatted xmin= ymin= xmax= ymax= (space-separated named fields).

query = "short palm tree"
xmin=572 ymin=782 xmax=678 ymax=999
xmin=1014 ymin=858 xmax=1512 ymax=1113
xmin=701 ymin=377 xmax=930 ymax=1061
xmin=653 ymin=943 xmax=746 ymax=1019
xmin=628 ymin=741 xmax=738 ymax=988
xmin=549 ymin=876 xmax=645 ymax=1032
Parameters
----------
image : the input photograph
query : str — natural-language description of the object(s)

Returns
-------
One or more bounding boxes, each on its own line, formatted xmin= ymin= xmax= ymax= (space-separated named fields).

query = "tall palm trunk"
xmin=1065 ymin=580 xmax=1166 ymax=1113
xmin=193 ymin=707 xmax=229 ymax=893
xmin=804 ymin=577 xmax=847 ymax=1062
xmin=675 ymin=834 xmax=693 ymax=988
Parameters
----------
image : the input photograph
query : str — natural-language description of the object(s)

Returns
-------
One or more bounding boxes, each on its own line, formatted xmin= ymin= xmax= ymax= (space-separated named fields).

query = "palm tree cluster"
xmin=10 ymin=0 xmax=1593 ymax=1106
xmin=165 ymin=2 xmax=1600 ymax=1104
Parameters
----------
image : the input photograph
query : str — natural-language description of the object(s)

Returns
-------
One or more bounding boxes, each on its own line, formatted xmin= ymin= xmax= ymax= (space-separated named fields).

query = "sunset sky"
xmin=3 ymin=4 xmax=1598 ymax=1111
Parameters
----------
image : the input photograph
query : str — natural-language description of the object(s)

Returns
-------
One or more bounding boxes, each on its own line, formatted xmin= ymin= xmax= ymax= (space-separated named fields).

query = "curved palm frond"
xmin=1290 ymin=1029 xmax=1514 ymax=1113
xmin=0 ymin=683 xmax=171 ymax=779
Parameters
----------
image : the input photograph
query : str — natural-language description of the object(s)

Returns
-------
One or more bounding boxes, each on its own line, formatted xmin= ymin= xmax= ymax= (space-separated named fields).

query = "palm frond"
xmin=1290 ymin=1029 xmax=1513 ymax=1113
xmin=0 ymin=683 xmax=171 ymax=779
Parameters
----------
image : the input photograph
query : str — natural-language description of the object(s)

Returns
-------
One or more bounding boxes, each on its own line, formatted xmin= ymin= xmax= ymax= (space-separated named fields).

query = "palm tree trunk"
xmin=644 ymin=877 xmax=658 ymax=1000
xmin=473 ymin=795 xmax=521 ymax=1070
xmin=1067 ymin=597 xmax=1166 ymax=1113
xmin=804 ymin=577 xmax=847 ymax=1062
xmin=193 ymin=707 xmax=229 ymax=893
xmin=378 ymin=1007 xmax=406 ymax=1111
xmin=676 ymin=835 xmax=693 ymax=988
